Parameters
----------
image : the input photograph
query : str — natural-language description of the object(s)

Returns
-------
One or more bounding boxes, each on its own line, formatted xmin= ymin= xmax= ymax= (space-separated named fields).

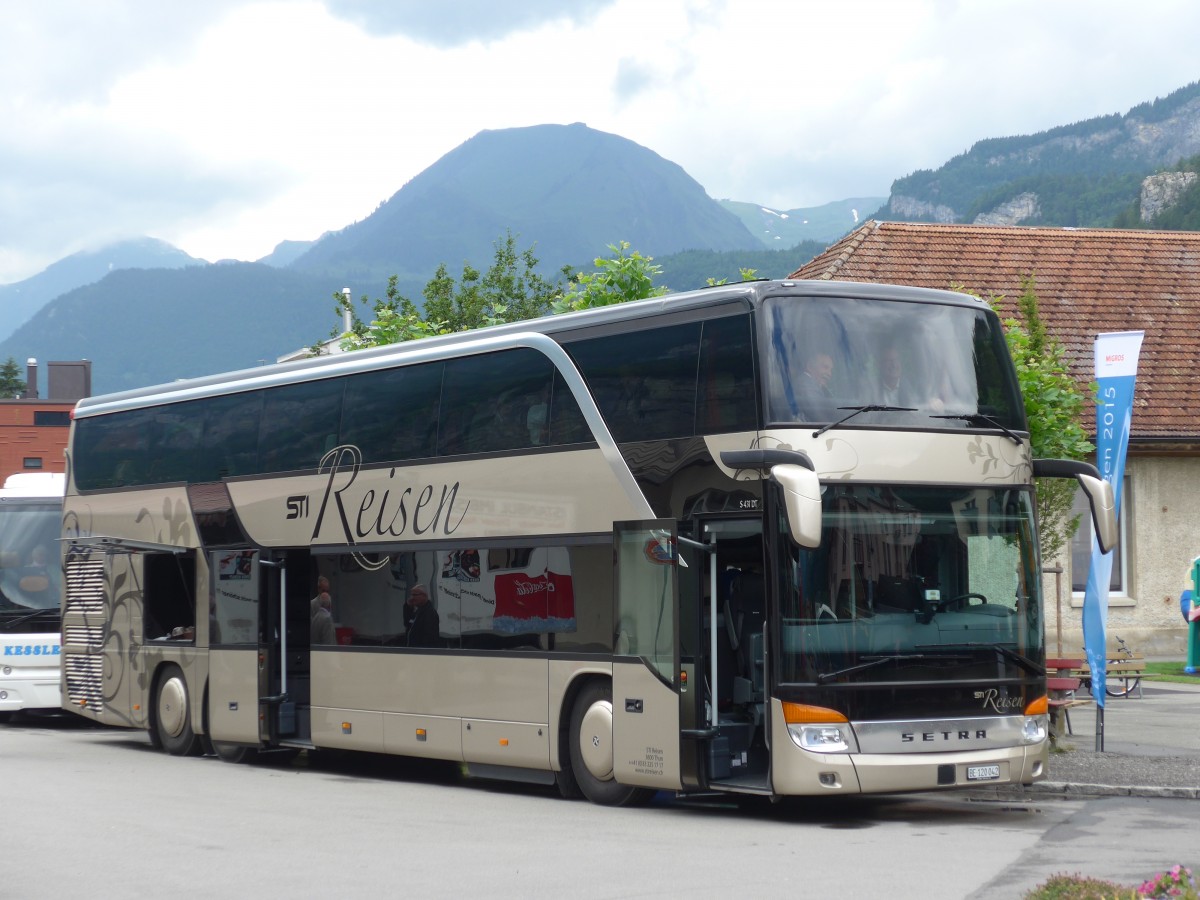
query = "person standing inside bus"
xmin=404 ymin=583 xmax=442 ymax=648
xmin=311 ymin=590 xmax=336 ymax=645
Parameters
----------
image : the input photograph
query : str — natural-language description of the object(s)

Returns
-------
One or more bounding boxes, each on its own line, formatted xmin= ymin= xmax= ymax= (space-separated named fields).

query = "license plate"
xmin=967 ymin=765 xmax=1000 ymax=782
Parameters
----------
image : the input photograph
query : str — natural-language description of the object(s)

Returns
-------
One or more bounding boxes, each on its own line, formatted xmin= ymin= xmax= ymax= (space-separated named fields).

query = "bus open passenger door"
xmin=611 ymin=521 xmax=683 ymax=793
xmin=207 ymin=549 xmax=266 ymax=755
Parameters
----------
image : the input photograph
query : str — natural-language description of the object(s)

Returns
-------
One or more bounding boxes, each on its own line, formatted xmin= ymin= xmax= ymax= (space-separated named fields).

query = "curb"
xmin=976 ymin=781 xmax=1200 ymax=800
xmin=1029 ymin=781 xmax=1200 ymax=800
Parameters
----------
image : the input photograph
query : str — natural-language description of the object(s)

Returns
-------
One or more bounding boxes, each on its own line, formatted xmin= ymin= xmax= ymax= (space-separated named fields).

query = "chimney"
xmin=24 ymin=358 xmax=38 ymax=399
xmin=48 ymin=360 xmax=92 ymax=401
xmin=342 ymin=287 xmax=353 ymax=334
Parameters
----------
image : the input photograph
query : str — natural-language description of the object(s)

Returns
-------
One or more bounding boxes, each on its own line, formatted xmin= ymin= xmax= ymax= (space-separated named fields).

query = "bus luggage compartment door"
xmin=611 ymin=521 xmax=682 ymax=791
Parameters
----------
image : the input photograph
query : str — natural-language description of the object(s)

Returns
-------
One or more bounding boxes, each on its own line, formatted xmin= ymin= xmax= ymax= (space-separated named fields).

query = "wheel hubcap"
xmin=158 ymin=677 xmax=187 ymax=738
xmin=578 ymin=699 xmax=614 ymax=781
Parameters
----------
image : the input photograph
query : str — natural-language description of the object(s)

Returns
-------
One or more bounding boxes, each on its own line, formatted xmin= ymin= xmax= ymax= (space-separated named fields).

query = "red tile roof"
xmin=789 ymin=221 xmax=1200 ymax=443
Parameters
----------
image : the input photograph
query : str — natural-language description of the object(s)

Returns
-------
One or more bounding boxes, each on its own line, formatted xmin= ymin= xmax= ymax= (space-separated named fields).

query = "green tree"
xmin=551 ymin=241 xmax=669 ymax=313
xmin=0 ymin=357 xmax=26 ymax=398
xmin=420 ymin=230 xmax=564 ymax=333
xmin=974 ymin=276 xmax=1094 ymax=563
xmin=320 ymin=237 xmax=668 ymax=352
xmin=325 ymin=231 xmax=565 ymax=352
xmin=706 ymin=268 xmax=760 ymax=286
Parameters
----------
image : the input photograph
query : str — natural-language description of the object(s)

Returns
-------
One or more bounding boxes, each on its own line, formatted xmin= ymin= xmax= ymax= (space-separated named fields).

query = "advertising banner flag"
xmin=1082 ymin=331 xmax=1144 ymax=708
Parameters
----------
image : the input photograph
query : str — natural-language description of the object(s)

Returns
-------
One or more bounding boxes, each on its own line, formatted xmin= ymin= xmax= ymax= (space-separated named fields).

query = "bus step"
xmin=706 ymin=776 xmax=773 ymax=795
xmin=278 ymin=739 xmax=316 ymax=750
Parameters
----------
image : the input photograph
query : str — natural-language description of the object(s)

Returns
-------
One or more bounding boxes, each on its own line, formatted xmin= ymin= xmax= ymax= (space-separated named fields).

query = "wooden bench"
xmin=1046 ymin=673 xmax=1090 ymax=736
xmin=1072 ymin=652 xmax=1146 ymax=699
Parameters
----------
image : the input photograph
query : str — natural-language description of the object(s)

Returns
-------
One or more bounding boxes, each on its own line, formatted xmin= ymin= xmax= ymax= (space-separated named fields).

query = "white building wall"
xmin=1044 ymin=456 xmax=1198 ymax=657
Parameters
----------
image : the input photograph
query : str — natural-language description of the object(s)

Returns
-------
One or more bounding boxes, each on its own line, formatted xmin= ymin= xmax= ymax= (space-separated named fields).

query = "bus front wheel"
xmin=567 ymin=680 xmax=653 ymax=807
xmin=154 ymin=664 xmax=201 ymax=756
xmin=212 ymin=742 xmax=258 ymax=764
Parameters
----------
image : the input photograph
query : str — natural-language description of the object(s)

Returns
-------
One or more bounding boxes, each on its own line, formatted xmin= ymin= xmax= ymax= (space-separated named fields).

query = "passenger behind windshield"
xmin=874 ymin=342 xmax=944 ymax=413
xmin=796 ymin=351 xmax=836 ymax=422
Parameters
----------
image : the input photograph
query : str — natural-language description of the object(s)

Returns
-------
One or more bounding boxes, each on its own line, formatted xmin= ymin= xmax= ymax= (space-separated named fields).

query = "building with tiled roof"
xmin=790 ymin=221 xmax=1199 ymax=655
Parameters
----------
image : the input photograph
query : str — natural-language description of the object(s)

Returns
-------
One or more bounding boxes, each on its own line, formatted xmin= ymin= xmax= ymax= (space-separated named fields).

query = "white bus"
xmin=60 ymin=280 xmax=1114 ymax=803
xmin=0 ymin=472 xmax=66 ymax=721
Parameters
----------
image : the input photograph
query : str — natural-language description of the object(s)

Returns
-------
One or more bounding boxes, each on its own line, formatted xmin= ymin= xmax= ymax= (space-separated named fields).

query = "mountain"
xmin=16 ymin=89 xmax=1200 ymax=396
xmin=652 ymin=243 xmax=830 ymax=292
xmin=0 ymin=238 xmax=200 ymax=343
xmin=0 ymin=125 xmax=773 ymax=393
xmin=258 ymin=238 xmax=319 ymax=268
xmin=718 ymin=198 xmax=885 ymax=248
xmin=0 ymin=264 xmax=334 ymax=394
xmin=290 ymin=123 xmax=762 ymax=288
xmin=884 ymin=81 xmax=1200 ymax=227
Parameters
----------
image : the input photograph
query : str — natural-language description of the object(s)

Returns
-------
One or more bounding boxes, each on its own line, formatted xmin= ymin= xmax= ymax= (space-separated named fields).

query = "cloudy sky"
xmin=2 ymin=0 xmax=1198 ymax=283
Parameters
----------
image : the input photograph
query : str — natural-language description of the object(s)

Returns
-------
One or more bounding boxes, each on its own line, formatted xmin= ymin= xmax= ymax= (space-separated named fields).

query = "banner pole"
xmin=1083 ymin=330 xmax=1143 ymax=755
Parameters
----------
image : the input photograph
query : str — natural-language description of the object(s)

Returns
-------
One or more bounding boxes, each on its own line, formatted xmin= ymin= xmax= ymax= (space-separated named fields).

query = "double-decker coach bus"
xmin=1 ymin=472 xmax=66 ymax=721
xmin=60 ymin=280 xmax=1115 ymax=803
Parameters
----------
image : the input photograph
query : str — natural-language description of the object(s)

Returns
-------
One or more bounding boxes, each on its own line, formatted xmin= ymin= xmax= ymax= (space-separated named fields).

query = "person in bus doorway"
xmin=404 ymin=583 xmax=442 ymax=648
xmin=311 ymin=575 xmax=336 ymax=645
xmin=797 ymin=351 xmax=836 ymax=421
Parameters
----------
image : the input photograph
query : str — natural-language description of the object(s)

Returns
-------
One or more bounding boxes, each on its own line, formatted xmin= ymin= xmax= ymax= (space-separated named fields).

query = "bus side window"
xmin=342 ymin=363 xmax=442 ymax=464
xmin=259 ymin=378 xmax=345 ymax=473
xmin=697 ymin=315 xmax=757 ymax=434
xmin=439 ymin=350 xmax=553 ymax=456
xmin=548 ymin=370 xmax=591 ymax=445
xmin=566 ymin=321 xmax=702 ymax=443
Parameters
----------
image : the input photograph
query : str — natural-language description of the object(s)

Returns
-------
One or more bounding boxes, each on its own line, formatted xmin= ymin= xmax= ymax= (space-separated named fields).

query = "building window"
xmin=23 ymin=457 xmax=44 ymax=469
xmin=34 ymin=410 xmax=70 ymax=427
xmin=1070 ymin=478 xmax=1129 ymax=597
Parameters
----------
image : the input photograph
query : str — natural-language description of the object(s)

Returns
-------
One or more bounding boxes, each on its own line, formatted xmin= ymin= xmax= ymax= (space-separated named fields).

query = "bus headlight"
xmin=1022 ymin=715 xmax=1048 ymax=744
xmin=781 ymin=702 xmax=858 ymax=753
xmin=788 ymin=723 xmax=858 ymax=753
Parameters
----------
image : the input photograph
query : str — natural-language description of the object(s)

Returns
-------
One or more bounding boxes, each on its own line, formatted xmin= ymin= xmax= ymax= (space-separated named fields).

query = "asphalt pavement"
xmin=986 ymin=674 xmax=1200 ymax=800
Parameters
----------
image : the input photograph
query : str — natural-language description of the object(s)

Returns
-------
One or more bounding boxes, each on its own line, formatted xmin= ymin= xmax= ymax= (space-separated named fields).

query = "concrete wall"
xmin=1044 ymin=456 xmax=1197 ymax=658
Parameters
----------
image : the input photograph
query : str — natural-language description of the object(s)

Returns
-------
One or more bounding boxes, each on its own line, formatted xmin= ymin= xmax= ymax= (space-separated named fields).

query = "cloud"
xmin=612 ymin=58 xmax=657 ymax=104
xmin=1 ymin=4 xmax=246 ymax=105
xmin=323 ymin=0 xmax=614 ymax=47
xmin=4 ymin=0 xmax=1200 ymax=283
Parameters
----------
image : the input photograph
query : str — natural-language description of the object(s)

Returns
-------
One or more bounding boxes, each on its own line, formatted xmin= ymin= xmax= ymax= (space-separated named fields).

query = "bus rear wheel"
xmin=567 ymin=680 xmax=653 ymax=807
xmin=154 ymin=664 xmax=201 ymax=756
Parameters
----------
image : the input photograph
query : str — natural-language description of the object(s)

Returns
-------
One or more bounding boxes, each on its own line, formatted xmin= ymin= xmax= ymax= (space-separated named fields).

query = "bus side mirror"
xmin=770 ymin=464 xmax=822 ymax=549
xmin=1032 ymin=459 xmax=1118 ymax=555
xmin=1076 ymin=473 xmax=1117 ymax=555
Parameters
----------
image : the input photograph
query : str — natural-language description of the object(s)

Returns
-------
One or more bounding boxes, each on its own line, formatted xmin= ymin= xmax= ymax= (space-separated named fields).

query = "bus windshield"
xmin=776 ymin=484 xmax=1042 ymax=684
xmin=0 ymin=500 xmax=63 ymax=612
xmin=762 ymin=295 xmax=1025 ymax=430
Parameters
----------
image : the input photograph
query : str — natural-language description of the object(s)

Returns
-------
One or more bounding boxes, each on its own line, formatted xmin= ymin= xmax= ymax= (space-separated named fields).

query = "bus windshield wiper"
xmin=817 ymin=652 xmax=946 ymax=684
xmin=915 ymin=642 xmax=1044 ymax=676
xmin=812 ymin=405 xmax=916 ymax=438
xmin=1 ymin=607 xmax=58 ymax=631
xmin=930 ymin=413 xmax=1022 ymax=445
